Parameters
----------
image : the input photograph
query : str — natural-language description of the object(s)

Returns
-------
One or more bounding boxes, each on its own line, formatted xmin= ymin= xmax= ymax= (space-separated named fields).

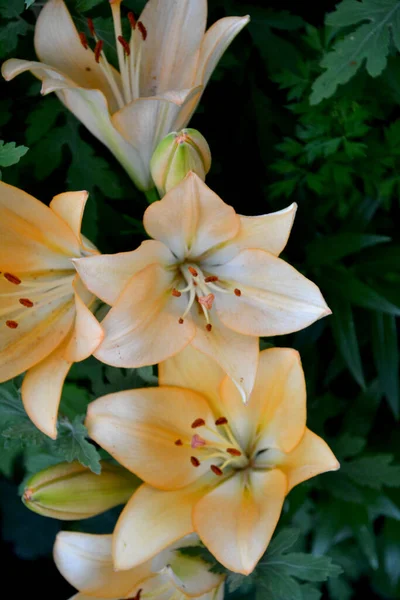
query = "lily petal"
xmin=280 ymin=428 xmax=340 ymax=492
xmin=50 ymin=191 xmax=88 ymax=246
xmin=206 ymin=203 xmax=297 ymax=265
xmin=74 ymin=240 xmax=174 ymax=306
xmin=143 ymin=173 xmax=240 ymax=261
xmin=138 ymin=0 xmax=207 ymax=95
xmin=249 ymin=348 xmax=306 ymax=454
xmin=0 ymin=180 xmax=80 ymax=270
xmin=214 ymin=249 xmax=331 ymax=336
xmin=54 ymin=532 xmax=152 ymax=599
xmin=113 ymin=482 xmax=205 ymax=570
xmin=86 ymin=387 xmax=214 ymax=490
xmin=34 ymin=0 xmax=121 ymax=112
xmin=191 ymin=309 xmax=259 ymax=401
xmin=112 ymin=88 xmax=202 ymax=188
xmin=193 ymin=469 xmax=287 ymax=575
xmin=21 ymin=332 xmax=73 ymax=439
xmin=95 ymin=263 xmax=195 ymax=368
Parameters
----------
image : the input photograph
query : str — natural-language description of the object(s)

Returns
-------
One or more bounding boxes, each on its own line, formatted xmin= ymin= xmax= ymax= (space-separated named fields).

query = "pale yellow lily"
xmin=75 ymin=173 xmax=330 ymax=399
xmin=2 ymin=0 xmax=249 ymax=190
xmin=86 ymin=346 xmax=339 ymax=575
xmin=54 ymin=531 xmax=225 ymax=600
xmin=0 ymin=181 xmax=103 ymax=438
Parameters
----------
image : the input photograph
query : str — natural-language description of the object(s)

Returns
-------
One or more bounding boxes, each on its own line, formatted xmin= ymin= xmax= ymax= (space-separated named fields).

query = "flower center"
xmin=79 ymin=2 xmax=147 ymax=109
xmin=171 ymin=263 xmax=242 ymax=331
xmin=175 ymin=416 xmax=249 ymax=477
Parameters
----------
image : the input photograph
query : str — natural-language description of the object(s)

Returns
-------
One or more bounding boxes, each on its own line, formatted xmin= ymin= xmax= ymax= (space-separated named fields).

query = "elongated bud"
xmin=22 ymin=461 xmax=140 ymax=520
xmin=150 ymin=129 xmax=211 ymax=196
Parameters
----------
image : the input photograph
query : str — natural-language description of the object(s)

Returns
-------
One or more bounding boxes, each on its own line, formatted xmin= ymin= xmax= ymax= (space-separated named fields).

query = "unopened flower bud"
xmin=150 ymin=129 xmax=211 ymax=196
xmin=22 ymin=461 xmax=140 ymax=520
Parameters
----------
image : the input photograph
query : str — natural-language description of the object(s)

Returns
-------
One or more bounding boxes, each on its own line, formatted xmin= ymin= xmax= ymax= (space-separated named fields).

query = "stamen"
xmin=234 ymin=288 xmax=242 ymax=297
xmin=191 ymin=456 xmax=200 ymax=467
xmin=227 ymin=448 xmax=242 ymax=456
xmin=204 ymin=276 xmax=218 ymax=283
xmin=191 ymin=434 xmax=206 ymax=448
xmin=172 ymin=288 xmax=181 ymax=297
xmin=19 ymin=298 xmax=34 ymax=308
xmin=206 ymin=324 xmax=212 ymax=332
xmin=6 ymin=320 xmax=18 ymax=329
xmin=211 ymin=465 xmax=223 ymax=476
xmin=118 ymin=35 xmax=131 ymax=56
xmin=79 ymin=32 xmax=88 ymax=49
xmin=94 ymin=40 xmax=103 ymax=63
xmin=191 ymin=418 xmax=205 ymax=429
xmin=4 ymin=273 xmax=21 ymax=285
xmin=215 ymin=417 xmax=228 ymax=426
xmin=174 ymin=439 xmax=183 ymax=446
xmin=188 ymin=266 xmax=198 ymax=277
xmin=87 ymin=17 xmax=96 ymax=37
xmin=178 ymin=318 xmax=184 ymax=324
xmin=198 ymin=293 xmax=215 ymax=310
xmin=137 ymin=21 xmax=147 ymax=41
xmin=128 ymin=11 xmax=136 ymax=29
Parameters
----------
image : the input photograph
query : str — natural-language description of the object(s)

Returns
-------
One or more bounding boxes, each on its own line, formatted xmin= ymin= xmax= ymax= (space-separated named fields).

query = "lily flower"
xmin=0 ymin=181 xmax=103 ymax=439
xmin=54 ymin=531 xmax=225 ymax=600
xmin=86 ymin=346 xmax=339 ymax=575
xmin=2 ymin=0 xmax=249 ymax=190
xmin=75 ymin=173 xmax=330 ymax=399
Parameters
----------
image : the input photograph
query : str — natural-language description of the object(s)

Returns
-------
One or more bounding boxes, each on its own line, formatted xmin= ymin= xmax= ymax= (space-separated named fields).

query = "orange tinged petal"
xmin=63 ymin=281 xmax=103 ymax=363
xmin=50 ymin=191 xmax=88 ymax=248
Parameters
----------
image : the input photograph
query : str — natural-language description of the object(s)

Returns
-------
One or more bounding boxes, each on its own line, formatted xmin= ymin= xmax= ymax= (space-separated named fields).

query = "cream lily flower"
xmin=75 ymin=173 xmax=330 ymax=399
xmin=0 ymin=181 xmax=103 ymax=439
xmin=2 ymin=0 xmax=249 ymax=191
xmin=86 ymin=346 xmax=339 ymax=575
xmin=54 ymin=531 xmax=225 ymax=600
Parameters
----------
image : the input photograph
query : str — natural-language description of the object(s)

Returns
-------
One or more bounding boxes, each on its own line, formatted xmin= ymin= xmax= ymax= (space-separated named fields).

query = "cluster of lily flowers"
xmin=0 ymin=1 xmax=340 ymax=599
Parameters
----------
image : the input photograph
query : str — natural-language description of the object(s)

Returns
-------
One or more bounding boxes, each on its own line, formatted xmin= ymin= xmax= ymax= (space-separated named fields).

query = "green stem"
xmin=144 ymin=187 xmax=160 ymax=204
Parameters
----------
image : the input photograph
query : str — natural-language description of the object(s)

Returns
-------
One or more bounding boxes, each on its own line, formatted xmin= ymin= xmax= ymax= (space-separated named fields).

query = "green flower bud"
xmin=150 ymin=129 xmax=211 ymax=196
xmin=22 ymin=461 xmax=140 ymax=520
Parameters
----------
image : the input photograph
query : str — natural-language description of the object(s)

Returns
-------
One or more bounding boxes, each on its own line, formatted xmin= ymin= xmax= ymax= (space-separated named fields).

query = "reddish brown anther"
xmin=94 ymin=40 xmax=103 ymax=63
xmin=128 ymin=11 xmax=137 ymax=29
xmin=118 ymin=35 xmax=131 ymax=56
xmin=19 ymin=298 xmax=33 ymax=308
xmin=6 ymin=320 xmax=18 ymax=329
xmin=174 ymin=439 xmax=183 ymax=446
xmin=191 ymin=456 xmax=200 ymax=467
xmin=191 ymin=418 xmax=205 ymax=429
xmin=227 ymin=448 xmax=242 ymax=456
xmin=79 ymin=32 xmax=89 ymax=49
xmin=4 ymin=273 xmax=21 ymax=285
xmin=206 ymin=324 xmax=212 ymax=332
xmin=87 ymin=17 xmax=96 ymax=36
xmin=172 ymin=288 xmax=181 ymax=297
xmin=137 ymin=21 xmax=147 ymax=41
xmin=178 ymin=317 xmax=184 ymax=324
xmin=188 ymin=266 xmax=198 ymax=277
xmin=234 ymin=288 xmax=242 ymax=297
xmin=211 ymin=465 xmax=223 ymax=476
xmin=204 ymin=275 xmax=218 ymax=283
xmin=215 ymin=417 xmax=228 ymax=426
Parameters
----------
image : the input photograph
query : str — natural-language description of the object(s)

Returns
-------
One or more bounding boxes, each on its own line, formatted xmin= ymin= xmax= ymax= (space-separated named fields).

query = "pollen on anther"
xmin=178 ymin=317 xmax=184 ymax=324
xmin=234 ymin=288 xmax=242 ymax=297
xmin=174 ymin=439 xmax=183 ymax=446
xmin=206 ymin=324 xmax=212 ymax=332
xmin=94 ymin=40 xmax=103 ymax=63
xmin=172 ymin=288 xmax=181 ymax=297
xmin=128 ymin=11 xmax=136 ymax=29
xmin=4 ymin=273 xmax=21 ymax=285
xmin=118 ymin=35 xmax=131 ymax=56
xmin=191 ymin=456 xmax=200 ymax=467
xmin=215 ymin=417 xmax=228 ymax=426
xmin=188 ymin=266 xmax=198 ymax=277
xmin=191 ymin=418 xmax=205 ymax=429
xmin=204 ymin=275 xmax=218 ymax=283
xmin=19 ymin=298 xmax=33 ymax=308
xmin=79 ymin=32 xmax=89 ymax=49
xmin=87 ymin=17 xmax=96 ymax=36
xmin=137 ymin=21 xmax=147 ymax=41
xmin=6 ymin=320 xmax=18 ymax=329
xmin=227 ymin=448 xmax=242 ymax=456
xmin=211 ymin=465 xmax=223 ymax=476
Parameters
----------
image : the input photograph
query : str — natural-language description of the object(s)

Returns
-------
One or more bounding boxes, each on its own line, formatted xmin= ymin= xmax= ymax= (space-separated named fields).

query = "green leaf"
xmin=300 ymin=584 xmax=322 ymax=600
xmin=257 ymin=568 xmax=302 ymax=600
xmin=329 ymin=297 xmax=365 ymax=388
xmin=267 ymin=528 xmax=300 ymax=557
xmin=25 ymin=98 xmax=64 ymax=145
xmin=25 ymin=0 xmax=35 ymax=8
xmin=343 ymin=454 xmax=400 ymax=489
xmin=306 ymin=233 xmax=391 ymax=266
xmin=53 ymin=417 xmax=101 ymax=474
xmin=0 ymin=0 xmax=25 ymax=18
xmin=371 ymin=313 xmax=399 ymax=417
xmin=333 ymin=433 xmax=367 ymax=459
xmin=0 ymin=19 xmax=29 ymax=57
xmin=310 ymin=0 xmax=400 ymax=104
xmin=74 ymin=0 xmax=103 ymax=11
xmin=266 ymin=553 xmax=342 ymax=582
xmin=0 ymin=141 xmax=29 ymax=167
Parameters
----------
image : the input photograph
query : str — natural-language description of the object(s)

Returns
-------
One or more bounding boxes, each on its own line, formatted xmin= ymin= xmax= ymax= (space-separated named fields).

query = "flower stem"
xmin=144 ymin=187 xmax=159 ymax=204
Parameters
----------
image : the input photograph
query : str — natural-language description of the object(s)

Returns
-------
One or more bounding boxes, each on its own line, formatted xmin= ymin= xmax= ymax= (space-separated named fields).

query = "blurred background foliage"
xmin=0 ymin=0 xmax=399 ymax=598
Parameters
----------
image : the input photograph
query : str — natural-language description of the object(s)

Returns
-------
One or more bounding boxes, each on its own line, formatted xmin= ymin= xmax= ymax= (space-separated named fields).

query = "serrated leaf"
xmin=329 ymin=296 xmax=365 ymax=388
xmin=310 ymin=0 xmax=400 ymax=104
xmin=266 ymin=553 xmax=342 ymax=582
xmin=343 ymin=454 xmax=400 ymax=489
xmin=300 ymin=584 xmax=322 ymax=600
xmin=0 ymin=0 xmax=25 ymax=18
xmin=53 ymin=417 xmax=101 ymax=474
xmin=0 ymin=141 xmax=29 ymax=167
xmin=257 ymin=568 xmax=302 ymax=600
xmin=0 ymin=19 xmax=29 ymax=57
xmin=226 ymin=572 xmax=254 ymax=594
xmin=267 ymin=528 xmax=300 ymax=557
xmin=371 ymin=313 xmax=399 ymax=418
